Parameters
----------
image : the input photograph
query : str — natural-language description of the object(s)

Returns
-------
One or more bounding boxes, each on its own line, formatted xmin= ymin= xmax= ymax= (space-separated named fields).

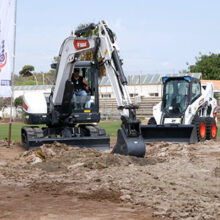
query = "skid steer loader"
xmin=141 ymin=76 xmax=218 ymax=143
xmin=21 ymin=21 xmax=146 ymax=157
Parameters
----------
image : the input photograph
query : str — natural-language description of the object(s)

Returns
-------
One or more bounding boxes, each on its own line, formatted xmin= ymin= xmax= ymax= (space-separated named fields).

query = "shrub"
xmin=14 ymin=96 xmax=23 ymax=108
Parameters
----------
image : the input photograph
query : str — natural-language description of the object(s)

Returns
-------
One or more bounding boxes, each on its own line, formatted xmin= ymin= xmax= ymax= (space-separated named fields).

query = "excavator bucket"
xmin=112 ymin=129 xmax=146 ymax=157
xmin=140 ymin=124 xmax=198 ymax=144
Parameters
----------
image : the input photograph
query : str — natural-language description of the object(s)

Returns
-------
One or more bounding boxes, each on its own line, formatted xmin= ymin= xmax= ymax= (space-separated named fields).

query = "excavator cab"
xmin=65 ymin=61 xmax=100 ymax=122
xmin=70 ymin=62 xmax=96 ymax=112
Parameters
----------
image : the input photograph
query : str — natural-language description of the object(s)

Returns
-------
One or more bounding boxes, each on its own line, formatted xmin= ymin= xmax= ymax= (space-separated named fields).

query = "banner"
xmin=0 ymin=0 xmax=16 ymax=97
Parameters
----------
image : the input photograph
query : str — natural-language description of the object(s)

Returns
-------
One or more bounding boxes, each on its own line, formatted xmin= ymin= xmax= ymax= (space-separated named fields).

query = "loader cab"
xmin=162 ymin=76 xmax=201 ymax=117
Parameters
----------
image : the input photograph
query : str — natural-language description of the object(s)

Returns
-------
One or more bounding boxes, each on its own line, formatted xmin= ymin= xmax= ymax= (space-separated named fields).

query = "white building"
xmin=14 ymin=85 xmax=53 ymax=99
xmin=99 ymin=73 xmax=201 ymax=99
xmin=13 ymin=73 xmax=201 ymax=100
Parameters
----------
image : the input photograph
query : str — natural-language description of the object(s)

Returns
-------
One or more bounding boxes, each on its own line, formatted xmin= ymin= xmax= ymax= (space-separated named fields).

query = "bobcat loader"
xmin=141 ymin=76 xmax=218 ymax=143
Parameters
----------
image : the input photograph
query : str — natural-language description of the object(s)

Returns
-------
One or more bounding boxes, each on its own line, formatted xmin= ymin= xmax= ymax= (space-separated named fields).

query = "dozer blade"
xmin=24 ymin=136 xmax=110 ymax=150
xmin=140 ymin=124 xmax=197 ymax=144
xmin=112 ymin=129 xmax=146 ymax=157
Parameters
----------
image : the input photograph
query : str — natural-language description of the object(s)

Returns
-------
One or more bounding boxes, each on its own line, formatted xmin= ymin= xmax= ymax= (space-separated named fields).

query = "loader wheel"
xmin=148 ymin=117 xmax=156 ymax=125
xmin=205 ymin=117 xmax=217 ymax=140
xmin=200 ymin=122 xmax=206 ymax=140
xmin=193 ymin=117 xmax=206 ymax=142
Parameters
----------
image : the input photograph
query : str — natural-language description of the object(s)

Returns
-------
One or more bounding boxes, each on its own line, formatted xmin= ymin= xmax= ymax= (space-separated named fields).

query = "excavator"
xmin=21 ymin=21 xmax=146 ymax=157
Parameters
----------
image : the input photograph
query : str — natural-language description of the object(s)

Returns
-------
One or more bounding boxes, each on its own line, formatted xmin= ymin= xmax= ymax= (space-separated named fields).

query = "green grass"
xmin=0 ymin=124 xmax=25 ymax=142
xmin=0 ymin=120 xmax=219 ymax=142
xmin=14 ymin=80 xmax=37 ymax=86
xmin=0 ymin=121 xmax=121 ymax=142
xmin=99 ymin=120 xmax=121 ymax=137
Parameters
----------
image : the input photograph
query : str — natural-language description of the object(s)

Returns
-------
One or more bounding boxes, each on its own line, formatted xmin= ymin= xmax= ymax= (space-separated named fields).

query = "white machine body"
xmin=153 ymin=79 xmax=218 ymax=125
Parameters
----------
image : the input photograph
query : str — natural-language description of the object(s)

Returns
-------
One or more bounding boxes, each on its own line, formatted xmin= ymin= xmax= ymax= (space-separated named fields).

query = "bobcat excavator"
xmin=141 ymin=76 xmax=218 ymax=143
xmin=21 ymin=21 xmax=146 ymax=157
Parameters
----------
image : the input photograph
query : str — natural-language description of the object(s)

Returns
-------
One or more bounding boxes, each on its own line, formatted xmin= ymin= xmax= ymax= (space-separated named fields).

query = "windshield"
xmin=163 ymin=80 xmax=189 ymax=115
xmin=71 ymin=66 xmax=96 ymax=111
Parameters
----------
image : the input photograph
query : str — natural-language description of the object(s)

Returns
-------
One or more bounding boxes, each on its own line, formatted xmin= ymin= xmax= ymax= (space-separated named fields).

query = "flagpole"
xmin=8 ymin=0 xmax=17 ymax=147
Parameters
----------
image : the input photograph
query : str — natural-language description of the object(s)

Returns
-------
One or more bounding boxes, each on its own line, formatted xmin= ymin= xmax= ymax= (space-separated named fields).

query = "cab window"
xmin=191 ymin=81 xmax=201 ymax=103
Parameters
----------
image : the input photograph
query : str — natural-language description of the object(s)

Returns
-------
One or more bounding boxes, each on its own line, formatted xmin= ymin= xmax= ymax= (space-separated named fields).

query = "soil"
xmin=0 ymin=138 xmax=220 ymax=220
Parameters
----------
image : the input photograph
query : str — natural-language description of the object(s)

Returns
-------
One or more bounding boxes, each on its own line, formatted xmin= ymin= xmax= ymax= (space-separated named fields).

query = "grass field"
xmin=0 ymin=121 xmax=219 ymax=142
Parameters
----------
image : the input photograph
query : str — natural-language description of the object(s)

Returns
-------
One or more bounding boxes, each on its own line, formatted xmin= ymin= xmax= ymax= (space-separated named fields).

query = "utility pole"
xmin=8 ymin=0 xmax=17 ymax=146
xmin=42 ymin=72 xmax=45 ymax=85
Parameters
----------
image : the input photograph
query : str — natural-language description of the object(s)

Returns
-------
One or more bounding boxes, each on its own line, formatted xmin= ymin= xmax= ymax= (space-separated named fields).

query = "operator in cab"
xmin=71 ymin=68 xmax=89 ymax=109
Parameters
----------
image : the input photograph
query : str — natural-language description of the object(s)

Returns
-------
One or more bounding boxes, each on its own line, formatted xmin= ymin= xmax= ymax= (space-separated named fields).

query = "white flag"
xmin=0 ymin=0 xmax=16 ymax=97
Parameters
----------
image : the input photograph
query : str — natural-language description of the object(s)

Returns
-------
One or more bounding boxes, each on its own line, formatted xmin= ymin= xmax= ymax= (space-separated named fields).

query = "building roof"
xmin=99 ymin=73 xmax=201 ymax=85
xmin=14 ymin=85 xmax=53 ymax=91
xmin=14 ymin=73 xmax=202 ymax=90
xmin=201 ymin=80 xmax=220 ymax=91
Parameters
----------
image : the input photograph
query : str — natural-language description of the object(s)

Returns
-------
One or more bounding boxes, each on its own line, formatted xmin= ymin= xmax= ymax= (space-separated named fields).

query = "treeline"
xmin=14 ymin=70 xmax=56 ymax=86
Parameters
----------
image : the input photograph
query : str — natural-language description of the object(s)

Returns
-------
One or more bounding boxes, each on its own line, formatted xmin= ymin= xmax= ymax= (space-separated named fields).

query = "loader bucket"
xmin=112 ymin=129 xmax=146 ymax=157
xmin=140 ymin=124 xmax=197 ymax=144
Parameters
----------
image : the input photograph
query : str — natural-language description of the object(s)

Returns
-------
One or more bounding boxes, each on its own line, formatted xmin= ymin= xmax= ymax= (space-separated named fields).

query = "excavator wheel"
xmin=193 ymin=117 xmax=206 ymax=142
xmin=205 ymin=117 xmax=217 ymax=140
xmin=148 ymin=117 xmax=156 ymax=125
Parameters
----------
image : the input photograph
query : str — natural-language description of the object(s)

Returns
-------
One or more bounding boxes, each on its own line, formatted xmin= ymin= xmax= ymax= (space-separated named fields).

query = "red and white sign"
xmin=74 ymin=40 xmax=90 ymax=50
xmin=199 ymin=98 xmax=204 ymax=105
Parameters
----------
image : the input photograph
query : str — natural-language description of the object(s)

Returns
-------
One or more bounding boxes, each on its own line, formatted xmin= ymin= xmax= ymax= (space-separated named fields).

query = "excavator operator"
xmin=71 ymin=68 xmax=89 ymax=109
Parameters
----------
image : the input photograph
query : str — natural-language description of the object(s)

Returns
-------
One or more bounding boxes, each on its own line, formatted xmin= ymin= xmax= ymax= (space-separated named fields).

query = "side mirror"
xmin=51 ymin=63 xmax=57 ymax=69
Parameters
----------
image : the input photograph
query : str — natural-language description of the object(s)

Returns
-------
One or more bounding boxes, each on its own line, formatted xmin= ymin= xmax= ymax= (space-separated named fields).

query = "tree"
xmin=76 ymin=23 xmax=99 ymax=38
xmin=75 ymin=22 xmax=116 ymax=77
xmin=19 ymin=65 xmax=39 ymax=85
xmin=19 ymin=65 xmax=35 ymax=77
xmin=14 ymin=96 xmax=23 ymax=108
xmin=0 ymin=97 xmax=11 ymax=109
xmin=75 ymin=23 xmax=99 ymax=61
xmin=75 ymin=23 xmax=116 ymax=61
xmin=187 ymin=53 xmax=220 ymax=80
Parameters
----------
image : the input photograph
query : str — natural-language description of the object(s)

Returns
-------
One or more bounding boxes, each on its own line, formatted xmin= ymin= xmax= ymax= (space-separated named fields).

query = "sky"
xmin=15 ymin=0 xmax=220 ymax=75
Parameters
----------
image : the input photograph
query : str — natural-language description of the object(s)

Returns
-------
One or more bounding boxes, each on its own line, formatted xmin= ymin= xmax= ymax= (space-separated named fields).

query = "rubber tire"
xmin=21 ymin=128 xmax=29 ymax=150
xmin=192 ymin=116 xmax=206 ymax=142
xmin=148 ymin=117 xmax=157 ymax=125
xmin=205 ymin=117 xmax=217 ymax=140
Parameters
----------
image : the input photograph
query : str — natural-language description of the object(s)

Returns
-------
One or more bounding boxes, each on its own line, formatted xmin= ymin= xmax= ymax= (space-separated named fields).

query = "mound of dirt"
xmin=20 ymin=142 xmax=162 ymax=171
xmin=0 ymin=139 xmax=17 ymax=147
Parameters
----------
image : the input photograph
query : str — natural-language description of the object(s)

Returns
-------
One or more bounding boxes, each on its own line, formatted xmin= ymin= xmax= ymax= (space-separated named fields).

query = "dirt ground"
xmin=0 ymin=138 xmax=219 ymax=220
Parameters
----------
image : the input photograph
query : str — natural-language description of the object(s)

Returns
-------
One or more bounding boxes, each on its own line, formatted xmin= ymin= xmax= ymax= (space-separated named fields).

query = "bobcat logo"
xmin=0 ymin=40 xmax=7 ymax=72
